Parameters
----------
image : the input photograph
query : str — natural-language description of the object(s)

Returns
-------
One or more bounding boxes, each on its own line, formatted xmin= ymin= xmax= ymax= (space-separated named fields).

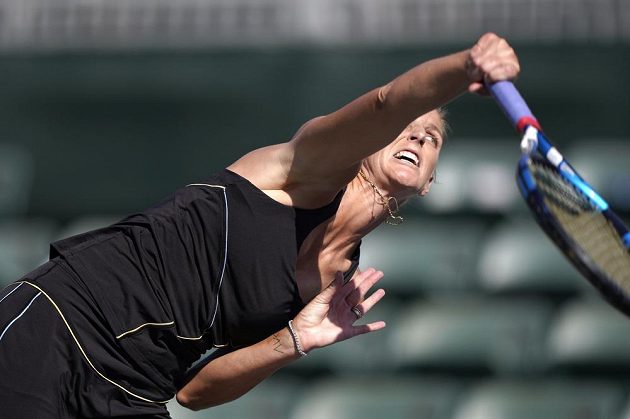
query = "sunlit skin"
xmin=177 ymin=33 xmax=520 ymax=412
xmin=279 ymin=110 xmax=450 ymax=345
xmin=361 ymin=110 xmax=445 ymax=204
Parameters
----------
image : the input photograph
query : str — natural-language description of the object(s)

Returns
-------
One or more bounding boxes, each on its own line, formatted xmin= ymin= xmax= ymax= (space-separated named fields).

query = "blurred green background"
xmin=1 ymin=44 xmax=628 ymax=219
xmin=1 ymin=1 xmax=630 ymax=418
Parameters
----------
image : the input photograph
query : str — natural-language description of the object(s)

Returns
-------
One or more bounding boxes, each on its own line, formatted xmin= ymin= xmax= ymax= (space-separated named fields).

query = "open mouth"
xmin=394 ymin=150 xmax=419 ymax=167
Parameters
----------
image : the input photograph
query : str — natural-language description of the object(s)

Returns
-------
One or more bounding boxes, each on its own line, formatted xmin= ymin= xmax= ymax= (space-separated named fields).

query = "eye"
xmin=422 ymin=134 xmax=439 ymax=147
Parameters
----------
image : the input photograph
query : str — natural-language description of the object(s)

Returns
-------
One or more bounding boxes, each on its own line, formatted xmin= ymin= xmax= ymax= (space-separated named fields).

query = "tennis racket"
xmin=488 ymin=81 xmax=630 ymax=315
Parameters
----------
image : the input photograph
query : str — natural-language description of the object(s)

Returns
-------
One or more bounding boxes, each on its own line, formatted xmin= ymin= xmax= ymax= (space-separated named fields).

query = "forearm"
xmin=382 ymin=50 xmax=472 ymax=123
xmin=342 ymin=50 xmax=471 ymax=152
xmin=176 ymin=327 xmax=300 ymax=411
xmin=290 ymin=50 xmax=473 ymax=178
xmin=290 ymin=33 xmax=519 ymax=186
xmin=341 ymin=50 xmax=472 ymax=143
xmin=176 ymin=269 xmax=387 ymax=411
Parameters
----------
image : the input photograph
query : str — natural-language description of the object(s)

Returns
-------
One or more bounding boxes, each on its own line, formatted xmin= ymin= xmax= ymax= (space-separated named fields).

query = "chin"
xmin=391 ymin=174 xmax=420 ymax=195
xmin=393 ymin=165 xmax=417 ymax=181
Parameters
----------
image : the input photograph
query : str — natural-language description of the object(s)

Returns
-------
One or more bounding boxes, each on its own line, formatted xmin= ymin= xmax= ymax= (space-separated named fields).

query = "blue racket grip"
xmin=487 ymin=81 xmax=540 ymax=133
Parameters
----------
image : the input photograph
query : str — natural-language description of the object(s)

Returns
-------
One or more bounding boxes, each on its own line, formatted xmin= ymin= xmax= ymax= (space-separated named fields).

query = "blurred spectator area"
xmin=1 ymin=2 xmax=629 ymax=418
xmin=0 ymin=0 xmax=629 ymax=50
xmin=0 ymin=46 xmax=629 ymax=219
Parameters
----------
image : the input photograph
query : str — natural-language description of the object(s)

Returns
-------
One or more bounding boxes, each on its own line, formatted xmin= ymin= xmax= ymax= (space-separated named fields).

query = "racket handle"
xmin=487 ymin=81 xmax=540 ymax=133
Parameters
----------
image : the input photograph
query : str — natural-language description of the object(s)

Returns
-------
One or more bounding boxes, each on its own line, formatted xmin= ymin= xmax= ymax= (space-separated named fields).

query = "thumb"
xmin=468 ymin=82 xmax=489 ymax=95
xmin=315 ymin=271 xmax=343 ymax=303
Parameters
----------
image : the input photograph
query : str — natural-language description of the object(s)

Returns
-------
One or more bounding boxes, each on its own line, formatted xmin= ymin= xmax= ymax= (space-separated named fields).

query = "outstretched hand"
xmin=466 ymin=32 xmax=520 ymax=95
xmin=291 ymin=268 xmax=386 ymax=354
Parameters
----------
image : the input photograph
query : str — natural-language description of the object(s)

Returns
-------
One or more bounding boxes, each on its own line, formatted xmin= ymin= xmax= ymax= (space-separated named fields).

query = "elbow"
xmin=176 ymin=391 xmax=202 ymax=411
xmin=176 ymin=389 xmax=236 ymax=412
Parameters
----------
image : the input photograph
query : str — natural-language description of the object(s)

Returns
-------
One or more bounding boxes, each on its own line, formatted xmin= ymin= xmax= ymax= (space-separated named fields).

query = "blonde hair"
xmin=436 ymin=107 xmax=451 ymax=141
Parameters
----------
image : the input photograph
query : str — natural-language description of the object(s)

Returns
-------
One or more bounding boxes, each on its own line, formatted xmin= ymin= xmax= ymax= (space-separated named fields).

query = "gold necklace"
xmin=358 ymin=169 xmax=403 ymax=225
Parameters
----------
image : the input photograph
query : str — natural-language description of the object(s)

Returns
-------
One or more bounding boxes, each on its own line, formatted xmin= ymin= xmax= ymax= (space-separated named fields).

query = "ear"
xmin=418 ymin=174 xmax=435 ymax=197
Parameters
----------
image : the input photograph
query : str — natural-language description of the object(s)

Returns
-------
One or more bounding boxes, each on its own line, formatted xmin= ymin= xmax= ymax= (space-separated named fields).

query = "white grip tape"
xmin=546 ymin=147 xmax=564 ymax=167
xmin=520 ymin=126 xmax=539 ymax=154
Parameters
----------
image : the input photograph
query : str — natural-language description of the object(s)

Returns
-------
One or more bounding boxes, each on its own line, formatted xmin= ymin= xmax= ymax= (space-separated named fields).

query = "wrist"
xmin=287 ymin=320 xmax=308 ymax=357
xmin=289 ymin=317 xmax=321 ymax=354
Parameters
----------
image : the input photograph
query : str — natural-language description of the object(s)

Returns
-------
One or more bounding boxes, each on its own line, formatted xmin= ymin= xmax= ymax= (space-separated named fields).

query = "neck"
xmin=357 ymin=169 xmax=404 ymax=226
xmin=310 ymin=171 xmax=403 ymax=259
xmin=324 ymin=176 xmax=393 ymax=250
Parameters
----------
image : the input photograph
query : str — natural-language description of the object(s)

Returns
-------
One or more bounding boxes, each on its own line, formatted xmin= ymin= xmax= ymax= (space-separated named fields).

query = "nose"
xmin=408 ymin=130 xmax=425 ymax=145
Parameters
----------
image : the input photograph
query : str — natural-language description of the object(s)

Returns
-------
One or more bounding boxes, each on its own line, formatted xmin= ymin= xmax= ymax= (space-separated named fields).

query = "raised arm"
xmin=287 ymin=33 xmax=519 ymax=182
xmin=229 ymin=33 xmax=519 ymax=205
xmin=176 ymin=269 xmax=385 ymax=411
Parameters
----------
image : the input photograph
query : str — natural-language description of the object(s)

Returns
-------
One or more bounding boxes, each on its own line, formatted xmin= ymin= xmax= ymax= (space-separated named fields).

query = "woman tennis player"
xmin=0 ymin=33 xmax=519 ymax=417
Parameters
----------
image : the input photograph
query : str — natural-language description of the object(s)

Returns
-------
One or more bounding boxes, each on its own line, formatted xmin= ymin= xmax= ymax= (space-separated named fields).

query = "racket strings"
xmin=551 ymin=206 xmax=630 ymax=287
xmin=534 ymin=164 xmax=594 ymax=214
xmin=531 ymin=161 xmax=630 ymax=290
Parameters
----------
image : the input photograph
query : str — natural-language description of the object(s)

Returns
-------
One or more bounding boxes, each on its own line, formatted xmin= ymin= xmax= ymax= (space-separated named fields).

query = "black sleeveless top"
xmin=45 ymin=169 xmax=360 ymax=401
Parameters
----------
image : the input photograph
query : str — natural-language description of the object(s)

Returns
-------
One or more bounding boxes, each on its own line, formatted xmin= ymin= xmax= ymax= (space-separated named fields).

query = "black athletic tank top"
xmin=46 ymin=169 xmax=360 ymax=401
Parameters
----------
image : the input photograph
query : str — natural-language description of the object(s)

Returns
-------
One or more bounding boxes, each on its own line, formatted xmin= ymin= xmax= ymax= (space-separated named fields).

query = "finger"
xmin=470 ymin=36 xmax=502 ymax=68
xmin=475 ymin=51 xmax=519 ymax=76
xmin=471 ymin=49 xmax=515 ymax=75
xmin=470 ymin=38 xmax=517 ymax=74
xmin=346 ymin=271 xmax=383 ymax=308
xmin=468 ymin=82 xmax=486 ymax=95
xmin=356 ymin=288 xmax=385 ymax=314
xmin=485 ymin=64 xmax=520 ymax=84
xmin=315 ymin=270 xmax=344 ymax=304
xmin=466 ymin=55 xmax=484 ymax=83
xmin=474 ymin=41 xmax=511 ymax=63
xmin=338 ymin=267 xmax=376 ymax=301
xmin=468 ymin=57 xmax=519 ymax=93
xmin=350 ymin=321 xmax=387 ymax=338
xmin=344 ymin=269 xmax=383 ymax=307
xmin=471 ymin=34 xmax=494 ymax=56
xmin=476 ymin=32 xmax=500 ymax=47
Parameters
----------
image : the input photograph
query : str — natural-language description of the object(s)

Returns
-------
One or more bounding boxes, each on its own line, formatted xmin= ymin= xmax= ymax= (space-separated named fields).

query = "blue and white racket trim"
xmin=489 ymin=80 xmax=629 ymax=250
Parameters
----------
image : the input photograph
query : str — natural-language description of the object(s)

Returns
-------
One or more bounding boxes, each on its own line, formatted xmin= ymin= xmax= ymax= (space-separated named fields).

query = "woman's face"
xmin=364 ymin=110 xmax=445 ymax=200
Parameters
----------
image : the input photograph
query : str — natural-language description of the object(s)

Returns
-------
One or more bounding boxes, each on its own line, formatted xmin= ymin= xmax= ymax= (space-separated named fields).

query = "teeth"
xmin=394 ymin=151 xmax=419 ymax=166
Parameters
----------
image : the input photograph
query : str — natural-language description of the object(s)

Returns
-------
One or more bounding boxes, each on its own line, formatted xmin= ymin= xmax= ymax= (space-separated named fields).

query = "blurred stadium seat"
xmin=167 ymin=377 xmax=303 ymax=419
xmin=566 ymin=139 xmax=630 ymax=212
xmin=360 ymin=218 xmax=488 ymax=296
xmin=451 ymin=379 xmax=627 ymax=419
xmin=0 ymin=218 xmax=57 ymax=286
xmin=477 ymin=216 xmax=588 ymax=295
xmin=617 ymin=398 xmax=630 ymax=419
xmin=414 ymin=138 xmax=521 ymax=214
xmin=389 ymin=295 xmax=553 ymax=376
xmin=1 ymin=5 xmax=628 ymax=414
xmin=546 ymin=297 xmax=630 ymax=374
xmin=0 ymin=143 xmax=33 ymax=217
xmin=4 ymin=0 xmax=625 ymax=50
xmin=290 ymin=376 xmax=463 ymax=419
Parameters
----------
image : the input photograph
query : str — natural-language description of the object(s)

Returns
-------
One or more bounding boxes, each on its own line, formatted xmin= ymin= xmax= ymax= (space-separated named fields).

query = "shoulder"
xmin=227 ymin=143 xmax=292 ymax=187
xmin=228 ymin=140 xmax=357 ymax=209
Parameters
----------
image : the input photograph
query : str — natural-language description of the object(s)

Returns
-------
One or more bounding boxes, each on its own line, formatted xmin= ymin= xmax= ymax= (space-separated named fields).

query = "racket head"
xmin=516 ymin=153 xmax=630 ymax=315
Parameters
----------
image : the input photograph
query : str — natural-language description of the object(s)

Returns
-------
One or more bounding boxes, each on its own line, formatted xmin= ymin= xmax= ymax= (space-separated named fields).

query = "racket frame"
xmin=489 ymin=80 xmax=630 ymax=314
xmin=488 ymin=81 xmax=630 ymax=248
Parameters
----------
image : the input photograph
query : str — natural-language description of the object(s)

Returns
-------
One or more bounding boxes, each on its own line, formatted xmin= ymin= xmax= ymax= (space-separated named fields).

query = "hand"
xmin=291 ymin=268 xmax=386 ymax=354
xmin=466 ymin=32 xmax=520 ymax=95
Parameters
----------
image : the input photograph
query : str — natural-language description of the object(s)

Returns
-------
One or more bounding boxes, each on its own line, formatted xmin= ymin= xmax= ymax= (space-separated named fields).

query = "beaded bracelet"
xmin=287 ymin=320 xmax=308 ymax=357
